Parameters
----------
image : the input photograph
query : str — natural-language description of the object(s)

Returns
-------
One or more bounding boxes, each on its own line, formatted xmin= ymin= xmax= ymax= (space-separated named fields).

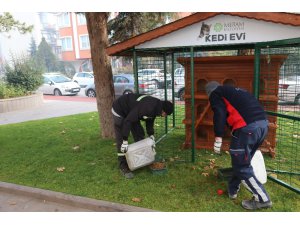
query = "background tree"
xmin=107 ymin=13 xmax=178 ymax=73
xmin=28 ymin=37 xmax=37 ymax=57
xmin=108 ymin=12 xmax=178 ymax=44
xmin=36 ymin=37 xmax=58 ymax=72
xmin=56 ymin=61 xmax=76 ymax=78
xmin=86 ymin=12 xmax=115 ymax=138
xmin=0 ymin=12 xmax=33 ymax=35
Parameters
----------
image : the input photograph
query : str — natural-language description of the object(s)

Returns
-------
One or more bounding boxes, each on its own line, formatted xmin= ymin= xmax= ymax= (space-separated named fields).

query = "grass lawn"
xmin=0 ymin=112 xmax=299 ymax=211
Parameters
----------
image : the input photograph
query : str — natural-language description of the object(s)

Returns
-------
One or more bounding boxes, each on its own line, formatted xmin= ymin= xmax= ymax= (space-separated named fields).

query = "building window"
xmin=61 ymin=37 xmax=73 ymax=51
xmin=77 ymin=14 xmax=86 ymax=25
xmin=58 ymin=13 xmax=70 ymax=27
xmin=79 ymin=35 xmax=90 ymax=50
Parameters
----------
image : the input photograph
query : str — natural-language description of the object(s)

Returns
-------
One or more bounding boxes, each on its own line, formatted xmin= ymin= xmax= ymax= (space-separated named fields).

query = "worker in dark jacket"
xmin=205 ymin=81 xmax=272 ymax=210
xmin=112 ymin=93 xmax=174 ymax=179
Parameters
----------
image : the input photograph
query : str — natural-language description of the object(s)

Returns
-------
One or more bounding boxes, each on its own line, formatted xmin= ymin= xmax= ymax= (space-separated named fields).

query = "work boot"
xmin=119 ymin=163 xmax=134 ymax=179
xmin=228 ymin=192 xmax=238 ymax=200
xmin=242 ymin=198 xmax=272 ymax=210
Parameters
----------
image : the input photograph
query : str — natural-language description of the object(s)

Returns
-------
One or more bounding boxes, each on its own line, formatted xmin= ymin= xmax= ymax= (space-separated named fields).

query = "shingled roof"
xmin=106 ymin=12 xmax=300 ymax=56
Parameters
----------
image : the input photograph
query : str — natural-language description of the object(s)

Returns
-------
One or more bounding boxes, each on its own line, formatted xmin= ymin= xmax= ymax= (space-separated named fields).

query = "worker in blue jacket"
xmin=205 ymin=81 xmax=272 ymax=210
xmin=112 ymin=93 xmax=173 ymax=179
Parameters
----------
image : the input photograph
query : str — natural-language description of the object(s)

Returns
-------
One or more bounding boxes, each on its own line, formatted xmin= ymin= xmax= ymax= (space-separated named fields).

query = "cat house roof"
xmin=106 ymin=12 xmax=300 ymax=56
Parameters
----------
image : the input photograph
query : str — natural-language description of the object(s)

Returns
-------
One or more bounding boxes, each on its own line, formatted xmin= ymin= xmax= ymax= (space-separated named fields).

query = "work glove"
xmin=120 ymin=140 xmax=128 ymax=153
xmin=149 ymin=135 xmax=156 ymax=148
xmin=214 ymin=137 xmax=222 ymax=154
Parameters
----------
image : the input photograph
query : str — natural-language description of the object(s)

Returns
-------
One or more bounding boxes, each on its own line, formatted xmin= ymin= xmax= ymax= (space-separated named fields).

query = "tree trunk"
xmin=85 ymin=12 xmax=115 ymax=138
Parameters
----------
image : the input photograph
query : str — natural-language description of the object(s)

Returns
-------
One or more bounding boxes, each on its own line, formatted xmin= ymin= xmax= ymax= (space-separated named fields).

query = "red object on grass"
xmin=217 ymin=189 xmax=224 ymax=195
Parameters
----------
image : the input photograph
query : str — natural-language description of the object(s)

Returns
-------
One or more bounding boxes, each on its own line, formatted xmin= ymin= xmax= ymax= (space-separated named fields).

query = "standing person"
xmin=205 ymin=81 xmax=272 ymax=210
xmin=112 ymin=93 xmax=174 ymax=179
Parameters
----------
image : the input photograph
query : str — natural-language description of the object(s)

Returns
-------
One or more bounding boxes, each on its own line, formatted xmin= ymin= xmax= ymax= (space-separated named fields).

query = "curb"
xmin=0 ymin=92 xmax=43 ymax=113
xmin=0 ymin=181 xmax=156 ymax=212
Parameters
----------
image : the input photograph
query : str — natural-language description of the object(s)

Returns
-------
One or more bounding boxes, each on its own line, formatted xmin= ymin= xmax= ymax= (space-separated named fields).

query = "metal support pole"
xmin=190 ymin=47 xmax=195 ymax=163
xmin=171 ymin=52 xmax=175 ymax=127
xmin=133 ymin=49 xmax=139 ymax=94
xmin=267 ymin=176 xmax=300 ymax=194
xmin=163 ymin=52 xmax=168 ymax=134
xmin=254 ymin=46 xmax=261 ymax=98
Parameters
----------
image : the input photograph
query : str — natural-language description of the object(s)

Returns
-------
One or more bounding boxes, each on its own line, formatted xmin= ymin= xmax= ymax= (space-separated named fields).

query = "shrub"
xmin=0 ymin=82 xmax=26 ymax=99
xmin=5 ymin=55 xmax=43 ymax=92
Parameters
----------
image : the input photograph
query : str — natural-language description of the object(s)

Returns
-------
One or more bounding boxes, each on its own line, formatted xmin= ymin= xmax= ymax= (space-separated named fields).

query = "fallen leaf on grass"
xmin=131 ymin=197 xmax=141 ymax=202
xmin=56 ymin=167 xmax=65 ymax=172
xmin=72 ymin=146 xmax=80 ymax=150
xmin=204 ymin=166 xmax=210 ymax=171
xmin=268 ymin=173 xmax=277 ymax=179
xmin=209 ymin=165 xmax=215 ymax=169
xmin=201 ymin=172 xmax=209 ymax=177
xmin=170 ymin=184 xmax=176 ymax=189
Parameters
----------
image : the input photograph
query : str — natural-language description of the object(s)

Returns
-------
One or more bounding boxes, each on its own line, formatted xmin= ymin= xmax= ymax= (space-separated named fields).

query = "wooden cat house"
xmin=178 ymin=55 xmax=287 ymax=157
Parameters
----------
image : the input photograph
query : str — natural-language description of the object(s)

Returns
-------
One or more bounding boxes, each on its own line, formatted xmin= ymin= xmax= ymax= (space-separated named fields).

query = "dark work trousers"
xmin=113 ymin=114 xmax=145 ymax=168
xmin=229 ymin=120 xmax=271 ymax=203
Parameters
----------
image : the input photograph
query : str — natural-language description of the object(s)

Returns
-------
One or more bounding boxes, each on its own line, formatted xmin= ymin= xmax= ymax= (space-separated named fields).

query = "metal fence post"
xmin=164 ymin=52 xmax=168 ymax=134
xmin=133 ymin=48 xmax=139 ymax=94
xmin=190 ymin=47 xmax=195 ymax=163
xmin=254 ymin=45 xmax=261 ymax=98
xmin=171 ymin=52 xmax=175 ymax=127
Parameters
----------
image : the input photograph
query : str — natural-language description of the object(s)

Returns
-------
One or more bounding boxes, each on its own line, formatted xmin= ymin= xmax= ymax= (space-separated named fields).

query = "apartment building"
xmin=57 ymin=12 xmax=191 ymax=73
xmin=57 ymin=12 xmax=92 ymax=72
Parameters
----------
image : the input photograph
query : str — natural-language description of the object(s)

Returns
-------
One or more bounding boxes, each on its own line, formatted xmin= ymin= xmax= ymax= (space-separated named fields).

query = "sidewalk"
xmin=0 ymin=181 xmax=154 ymax=212
xmin=0 ymin=96 xmax=97 ymax=125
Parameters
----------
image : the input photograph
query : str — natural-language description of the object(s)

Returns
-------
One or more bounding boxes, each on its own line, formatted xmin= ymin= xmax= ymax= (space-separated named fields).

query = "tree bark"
xmin=85 ymin=12 xmax=115 ymax=138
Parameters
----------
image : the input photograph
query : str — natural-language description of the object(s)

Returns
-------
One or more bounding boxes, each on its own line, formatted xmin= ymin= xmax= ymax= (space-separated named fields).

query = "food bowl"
xmin=149 ymin=161 xmax=167 ymax=175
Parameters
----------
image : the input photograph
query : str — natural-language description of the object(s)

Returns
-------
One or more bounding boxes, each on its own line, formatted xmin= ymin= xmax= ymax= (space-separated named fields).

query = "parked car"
xmin=138 ymin=69 xmax=172 ymax=89
xmin=85 ymin=74 xmax=157 ymax=98
xmin=279 ymin=75 xmax=300 ymax=104
xmin=72 ymin=72 xmax=94 ymax=87
xmin=174 ymin=67 xmax=185 ymax=86
xmin=37 ymin=73 xmax=81 ymax=96
xmin=176 ymin=86 xmax=185 ymax=101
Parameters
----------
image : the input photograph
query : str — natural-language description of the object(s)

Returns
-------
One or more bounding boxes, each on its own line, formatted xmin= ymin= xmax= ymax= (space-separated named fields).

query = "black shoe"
xmin=119 ymin=164 xmax=134 ymax=179
xmin=242 ymin=199 xmax=272 ymax=210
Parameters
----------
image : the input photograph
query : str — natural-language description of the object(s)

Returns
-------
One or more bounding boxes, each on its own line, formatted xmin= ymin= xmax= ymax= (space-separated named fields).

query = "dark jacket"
xmin=209 ymin=86 xmax=266 ymax=137
xmin=112 ymin=93 xmax=163 ymax=140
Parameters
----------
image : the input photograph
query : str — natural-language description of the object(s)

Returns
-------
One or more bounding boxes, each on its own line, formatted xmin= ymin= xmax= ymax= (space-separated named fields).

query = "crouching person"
xmin=112 ymin=93 xmax=174 ymax=179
